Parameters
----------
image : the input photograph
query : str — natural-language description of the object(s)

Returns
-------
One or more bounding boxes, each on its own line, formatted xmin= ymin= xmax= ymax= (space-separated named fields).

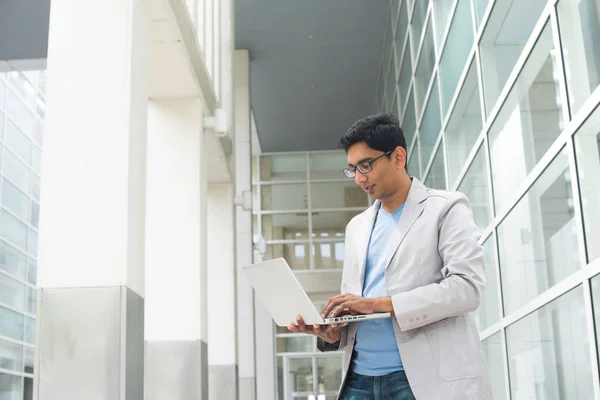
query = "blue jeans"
xmin=339 ymin=369 xmax=416 ymax=400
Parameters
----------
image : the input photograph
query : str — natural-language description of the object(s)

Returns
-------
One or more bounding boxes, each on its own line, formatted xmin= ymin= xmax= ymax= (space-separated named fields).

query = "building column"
xmin=35 ymin=0 xmax=148 ymax=398
xmin=144 ymin=98 xmax=208 ymax=400
xmin=234 ymin=49 xmax=256 ymax=400
xmin=207 ymin=183 xmax=238 ymax=400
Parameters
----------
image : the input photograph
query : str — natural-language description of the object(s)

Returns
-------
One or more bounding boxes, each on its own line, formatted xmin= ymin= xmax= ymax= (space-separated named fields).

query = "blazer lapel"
xmin=384 ymin=178 xmax=428 ymax=270
xmin=356 ymin=202 xmax=379 ymax=291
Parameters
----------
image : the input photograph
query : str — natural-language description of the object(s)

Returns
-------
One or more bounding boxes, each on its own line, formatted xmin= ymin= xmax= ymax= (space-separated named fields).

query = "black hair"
xmin=338 ymin=113 xmax=407 ymax=155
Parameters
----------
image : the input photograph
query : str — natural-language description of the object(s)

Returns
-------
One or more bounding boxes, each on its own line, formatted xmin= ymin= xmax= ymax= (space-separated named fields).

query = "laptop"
xmin=242 ymin=258 xmax=391 ymax=326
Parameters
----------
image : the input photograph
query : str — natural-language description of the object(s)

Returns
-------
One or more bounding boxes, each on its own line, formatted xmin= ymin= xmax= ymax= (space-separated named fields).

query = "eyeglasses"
xmin=343 ymin=151 xmax=392 ymax=178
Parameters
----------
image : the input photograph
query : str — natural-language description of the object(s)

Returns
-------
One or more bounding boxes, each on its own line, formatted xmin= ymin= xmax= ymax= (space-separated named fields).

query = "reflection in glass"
xmin=424 ymin=140 xmax=445 ymax=190
xmin=557 ymin=0 xmax=600 ymax=115
xmin=0 ymin=273 xmax=25 ymax=312
xmin=574 ymin=107 xmax=600 ymax=262
xmin=289 ymin=357 xmax=314 ymax=393
xmin=482 ymin=332 xmax=507 ymax=400
xmin=419 ymin=78 xmax=441 ymax=173
xmin=414 ymin=22 xmax=436 ymax=112
xmin=411 ymin=0 xmax=430 ymax=45
xmin=506 ymin=287 xmax=593 ymax=399
xmin=0 ymin=339 xmax=23 ymax=372
xmin=402 ymin=91 xmax=417 ymax=149
xmin=439 ymin=0 xmax=474 ymax=111
xmin=311 ymin=182 xmax=368 ymax=209
xmin=277 ymin=336 xmax=315 ymax=353
xmin=479 ymin=0 xmax=547 ymax=113
xmin=474 ymin=236 xmax=500 ymax=330
xmin=0 ymin=306 xmax=25 ymax=341
xmin=407 ymin=138 xmax=421 ymax=179
xmin=445 ymin=61 xmax=482 ymax=187
xmin=497 ymin=151 xmax=579 ymax=314
xmin=488 ymin=24 xmax=564 ymax=212
xmin=317 ymin=356 xmax=343 ymax=392
xmin=310 ymin=152 xmax=349 ymax=180
xmin=261 ymin=183 xmax=308 ymax=210
xmin=261 ymin=213 xmax=309 ymax=241
xmin=457 ymin=144 xmax=491 ymax=230
xmin=473 ymin=0 xmax=491 ymax=28
xmin=260 ymin=154 xmax=306 ymax=181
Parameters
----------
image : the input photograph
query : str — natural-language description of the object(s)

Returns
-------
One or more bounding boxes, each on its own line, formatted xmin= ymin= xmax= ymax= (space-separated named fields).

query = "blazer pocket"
xmin=424 ymin=316 xmax=480 ymax=382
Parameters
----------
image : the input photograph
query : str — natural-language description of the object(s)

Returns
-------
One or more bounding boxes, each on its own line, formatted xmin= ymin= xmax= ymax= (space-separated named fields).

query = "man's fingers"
xmin=287 ymin=324 xmax=300 ymax=332
xmin=331 ymin=301 xmax=351 ymax=317
xmin=322 ymin=294 xmax=355 ymax=317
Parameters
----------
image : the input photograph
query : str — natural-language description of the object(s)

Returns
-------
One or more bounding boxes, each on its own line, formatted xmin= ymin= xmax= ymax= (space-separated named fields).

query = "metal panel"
xmin=125 ymin=288 xmax=145 ymax=399
xmin=37 ymin=286 xmax=122 ymax=399
xmin=209 ymin=364 xmax=237 ymax=400
xmin=146 ymin=340 xmax=203 ymax=399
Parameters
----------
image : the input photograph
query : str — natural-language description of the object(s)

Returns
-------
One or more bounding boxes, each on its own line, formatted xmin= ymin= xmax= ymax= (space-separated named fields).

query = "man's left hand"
xmin=321 ymin=293 xmax=393 ymax=318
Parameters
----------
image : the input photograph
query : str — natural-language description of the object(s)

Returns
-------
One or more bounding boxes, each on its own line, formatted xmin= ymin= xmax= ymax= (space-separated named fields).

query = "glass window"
xmin=0 ymin=273 xmax=25 ymax=312
xmin=402 ymin=91 xmax=417 ymax=149
xmin=0 ymin=339 xmax=23 ymax=372
xmin=5 ymin=90 xmax=34 ymax=137
xmin=445 ymin=61 xmax=482 ymax=186
xmin=260 ymin=154 xmax=306 ymax=181
xmin=24 ymin=346 xmax=34 ymax=374
xmin=24 ymin=316 xmax=35 ymax=344
xmin=398 ymin=44 xmax=413 ymax=110
xmin=0 ymin=306 xmax=25 ymax=341
xmin=26 ymin=287 xmax=35 ymax=315
xmin=261 ymin=183 xmax=308 ymax=210
xmin=383 ymin=15 xmax=394 ymax=90
xmin=311 ymin=182 xmax=367 ymax=210
xmin=506 ymin=286 xmax=593 ymax=399
xmin=419 ymin=78 xmax=441 ymax=173
xmin=557 ymin=0 xmax=600 ymax=116
xmin=411 ymin=0 xmax=430 ymax=44
xmin=261 ymin=213 xmax=309 ymax=241
xmin=276 ymin=335 xmax=315 ymax=353
xmin=268 ymin=242 xmax=309 ymax=270
xmin=414 ymin=22 xmax=436 ymax=112
xmin=0 ymin=372 xmax=22 ymax=399
xmin=434 ymin=0 xmax=455 ymax=45
xmin=395 ymin=1 xmax=410 ymax=68
xmin=317 ymin=356 xmax=343 ymax=394
xmin=288 ymin=357 xmax=313 ymax=394
xmin=0 ymin=240 xmax=28 ymax=279
xmin=479 ymin=0 xmax=548 ymax=114
xmin=473 ymin=0 xmax=491 ymax=28
xmin=488 ymin=24 xmax=565 ymax=212
xmin=2 ymin=148 xmax=31 ymax=193
xmin=407 ymin=137 xmax=421 ymax=178
xmin=313 ymin=242 xmax=344 ymax=269
xmin=457 ymin=144 xmax=491 ymax=230
xmin=474 ymin=235 xmax=500 ymax=330
xmin=424 ymin=141 xmax=446 ymax=189
xmin=497 ymin=150 xmax=579 ymax=314
xmin=1 ymin=179 xmax=29 ymax=222
xmin=309 ymin=152 xmax=348 ymax=180
xmin=27 ymin=260 xmax=36 ymax=286
xmin=3 ymin=118 xmax=32 ymax=164
xmin=29 ymin=202 xmax=39 ymax=229
xmin=482 ymin=332 xmax=507 ymax=400
xmin=377 ymin=62 xmax=385 ymax=110
xmin=574 ymin=106 xmax=600 ymax=263
xmin=0 ymin=210 xmax=29 ymax=252
xmin=31 ymin=175 xmax=40 ymax=202
xmin=312 ymin=211 xmax=361 ymax=237
xmin=391 ymin=93 xmax=398 ymax=119
xmin=439 ymin=0 xmax=474 ymax=111
xmin=385 ymin=57 xmax=396 ymax=109
xmin=28 ymin=230 xmax=37 ymax=256
xmin=31 ymin=147 xmax=41 ymax=173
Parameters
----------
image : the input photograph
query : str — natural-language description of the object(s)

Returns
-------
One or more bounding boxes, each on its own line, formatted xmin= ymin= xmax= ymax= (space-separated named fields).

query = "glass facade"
xmin=0 ymin=67 xmax=45 ymax=400
xmin=377 ymin=0 xmax=600 ymax=399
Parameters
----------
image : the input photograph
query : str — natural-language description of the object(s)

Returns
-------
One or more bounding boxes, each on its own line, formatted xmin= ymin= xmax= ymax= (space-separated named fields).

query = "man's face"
xmin=347 ymin=142 xmax=403 ymax=200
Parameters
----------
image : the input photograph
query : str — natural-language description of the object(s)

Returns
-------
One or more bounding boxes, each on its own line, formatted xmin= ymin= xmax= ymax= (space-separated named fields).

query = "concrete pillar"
xmin=207 ymin=183 xmax=238 ymax=400
xmin=34 ymin=0 xmax=148 ymax=398
xmin=144 ymin=98 xmax=208 ymax=400
xmin=234 ymin=49 xmax=256 ymax=400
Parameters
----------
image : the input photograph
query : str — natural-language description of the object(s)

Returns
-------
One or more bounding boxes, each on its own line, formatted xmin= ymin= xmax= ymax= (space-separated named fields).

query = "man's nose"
xmin=355 ymin=172 xmax=367 ymax=185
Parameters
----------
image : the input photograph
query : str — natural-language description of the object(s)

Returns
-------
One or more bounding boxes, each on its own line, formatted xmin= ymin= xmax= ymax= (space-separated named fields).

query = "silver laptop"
xmin=242 ymin=258 xmax=391 ymax=326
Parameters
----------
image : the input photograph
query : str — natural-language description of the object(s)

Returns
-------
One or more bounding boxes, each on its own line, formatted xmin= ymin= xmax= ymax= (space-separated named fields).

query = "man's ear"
xmin=394 ymin=146 xmax=407 ymax=170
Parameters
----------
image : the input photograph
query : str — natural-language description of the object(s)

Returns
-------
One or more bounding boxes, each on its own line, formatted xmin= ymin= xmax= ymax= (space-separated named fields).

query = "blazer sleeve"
xmin=391 ymin=192 xmax=485 ymax=331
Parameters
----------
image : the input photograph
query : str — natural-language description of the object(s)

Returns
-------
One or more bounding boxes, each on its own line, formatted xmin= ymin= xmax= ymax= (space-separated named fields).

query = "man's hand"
xmin=287 ymin=316 xmax=348 ymax=344
xmin=321 ymin=293 xmax=393 ymax=318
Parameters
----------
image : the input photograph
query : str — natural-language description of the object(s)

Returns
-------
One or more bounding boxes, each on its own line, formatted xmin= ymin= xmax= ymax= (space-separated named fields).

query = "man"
xmin=288 ymin=113 xmax=493 ymax=399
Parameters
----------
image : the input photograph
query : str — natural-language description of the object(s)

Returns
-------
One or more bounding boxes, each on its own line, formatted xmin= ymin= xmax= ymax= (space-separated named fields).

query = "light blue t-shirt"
xmin=352 ymin=203 xmax=404 ymax=376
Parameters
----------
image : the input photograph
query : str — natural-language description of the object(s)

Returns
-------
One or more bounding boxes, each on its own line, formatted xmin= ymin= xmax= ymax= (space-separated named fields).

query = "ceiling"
xmin=235 ymin=0 xmax=388 ymax=153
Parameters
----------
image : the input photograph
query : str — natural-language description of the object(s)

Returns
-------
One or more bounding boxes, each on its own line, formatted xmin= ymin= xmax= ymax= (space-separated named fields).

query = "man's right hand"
xmin=287 ymin=315 xmax=348 ymax=344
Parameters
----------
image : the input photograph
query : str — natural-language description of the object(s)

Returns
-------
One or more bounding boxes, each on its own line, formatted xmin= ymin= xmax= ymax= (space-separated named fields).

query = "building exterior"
xmin=0 ymin=0 xmax=598 ymax=399
xmin=0 ymin=65 xmax=45 ymax=400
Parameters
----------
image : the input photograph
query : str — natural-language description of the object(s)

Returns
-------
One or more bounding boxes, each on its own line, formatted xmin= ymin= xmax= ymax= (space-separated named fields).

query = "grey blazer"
xmin=318 ymin=178 xmax=493 ymax=400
